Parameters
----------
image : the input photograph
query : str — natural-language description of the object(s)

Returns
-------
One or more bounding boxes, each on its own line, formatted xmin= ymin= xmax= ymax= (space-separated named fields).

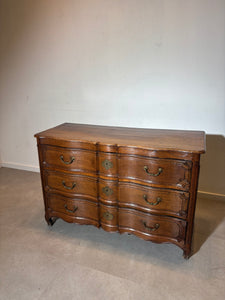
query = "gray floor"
xmin=0 ymin=167 xmax=224 ymax=300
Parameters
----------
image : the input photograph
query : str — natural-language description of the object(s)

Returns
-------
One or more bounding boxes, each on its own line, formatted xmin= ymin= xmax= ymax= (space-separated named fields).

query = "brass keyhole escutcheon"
xmin=102 ymin=159 xmax=113 ymax=170
xmin=102 ymin=186 xmax=113 ymax=196
xmin=103 ymin=211 xmax=114 ymax=221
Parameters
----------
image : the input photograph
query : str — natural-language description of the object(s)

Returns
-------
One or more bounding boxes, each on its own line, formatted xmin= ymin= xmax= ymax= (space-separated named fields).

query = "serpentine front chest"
xmin=35 ymin=123 xmax=205 ymax=258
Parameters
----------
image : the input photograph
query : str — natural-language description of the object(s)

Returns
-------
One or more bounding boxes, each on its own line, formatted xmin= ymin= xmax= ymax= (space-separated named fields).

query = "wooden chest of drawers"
xmin=35 ymin=123 xmax=205 ymax=258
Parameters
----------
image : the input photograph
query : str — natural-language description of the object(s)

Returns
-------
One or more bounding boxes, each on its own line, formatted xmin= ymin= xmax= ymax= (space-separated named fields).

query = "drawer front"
xmin=99 ymin=179 xmax=117 ymax=205
xmin=47 ymin=194 xmax=98 ymax=221
xmin=119 ymin=209 xmax=186 ymax=241
xmin=98 ymin=153 xmax=117 ymax=178
xmin=119 ymin=183 xmax=189 ymax=218
xmin=100 ymin=204 xmax=118 ymax=232
xmin=44 ymin=171 xmax=97 ymax=201
xmin=42 ymin=146 xmax=96 ymax=173
xmin=119 ymin=155 xmax=192 ymax=191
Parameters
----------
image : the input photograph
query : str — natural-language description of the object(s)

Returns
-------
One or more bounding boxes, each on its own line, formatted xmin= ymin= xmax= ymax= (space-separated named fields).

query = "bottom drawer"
xmin=100 ymin=204 xmax=118 ymax=232
xmin=47 ymin=193 xmax=99 ymax=224
xmin=118 ymin=209 xmax=186 ymax=243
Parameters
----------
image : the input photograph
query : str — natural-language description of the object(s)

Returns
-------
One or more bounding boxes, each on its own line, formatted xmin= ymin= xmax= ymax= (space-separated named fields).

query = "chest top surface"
xmin=35 ymin=123 xmax=205 ymax=153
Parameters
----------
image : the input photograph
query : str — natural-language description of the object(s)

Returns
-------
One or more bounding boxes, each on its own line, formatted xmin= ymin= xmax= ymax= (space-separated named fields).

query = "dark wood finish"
xmin=100 ymin=204 xmax=118 ymax=232
xmin=47 ymin=193 xmax=99 ymax=226
xmin=42 ymin=145 xmax=96 ymax=174
xmin=99 ymin=179 xmax=118 ymax=205
xmin=118 ymin=155 xmax=192 ymax=190
xmin=44 ymin=170 xmax=97 ymax=201
xmin=98 ymin=153 xmax=118 ymax=178
xmin=35 ymin=123 xmax=205 ymax=153
xmin=118 ymin=208 xmax=186 ymax=244
xmin=35 ymin=123 xmax=205 ymax=258
xmin=119 ymin=182 xmax=189 ymax=218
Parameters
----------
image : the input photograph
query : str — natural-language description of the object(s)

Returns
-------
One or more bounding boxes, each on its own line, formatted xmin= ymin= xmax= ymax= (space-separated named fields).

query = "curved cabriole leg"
xmin=45 ymin=214 xmax=58 ymax=226
xmin=183 ymin=248 xmax=191 ymax=259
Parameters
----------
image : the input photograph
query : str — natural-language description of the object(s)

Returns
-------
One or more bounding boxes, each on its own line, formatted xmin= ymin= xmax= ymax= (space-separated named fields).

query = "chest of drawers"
xmin=35 ymin=123 xmax=205 ymax=258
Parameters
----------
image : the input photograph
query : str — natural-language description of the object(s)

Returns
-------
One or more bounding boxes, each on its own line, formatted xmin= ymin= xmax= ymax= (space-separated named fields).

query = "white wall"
xmin=0 ymin=1 xmax=224 ymax=194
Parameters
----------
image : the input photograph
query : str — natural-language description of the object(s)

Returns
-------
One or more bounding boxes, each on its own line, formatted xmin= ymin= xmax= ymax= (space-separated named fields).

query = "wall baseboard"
xmin=198 ymin=191 xmax=225 ymax=202
xmin=0 ymin=162 xmax=40 ymax=173
xmin=1 ymin=162 xmax=225 ymax=201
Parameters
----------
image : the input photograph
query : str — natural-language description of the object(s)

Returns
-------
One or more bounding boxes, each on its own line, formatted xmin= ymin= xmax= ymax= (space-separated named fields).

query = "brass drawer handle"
xmin=60 ymin=155 xmax=75 ymax=165
xmin=64 ymin=204 xmax=78 ymax=213
xmin=62 ymin=180 xmax=76 ymax=190
xmin=103 ymin=211 xmax=114 ymax=221
xmin=102 ymin=159 xmax=113 ymax=170
xmin=143 ymin=195 xmax=162 ymax=206
xmin=142 ymin=221 xmax=160 ymax=232
xmin=144 ymin=166 xmax=163 ymax=176
xmin=102 ymin=186 xmax=113 ymax=196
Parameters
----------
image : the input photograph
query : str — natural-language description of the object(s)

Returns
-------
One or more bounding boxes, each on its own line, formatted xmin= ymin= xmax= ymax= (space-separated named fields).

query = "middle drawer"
xmin=44 ymin=170 xmax=97 ymax=201
xmin=119 ymin=183 xmax=189 ymax=219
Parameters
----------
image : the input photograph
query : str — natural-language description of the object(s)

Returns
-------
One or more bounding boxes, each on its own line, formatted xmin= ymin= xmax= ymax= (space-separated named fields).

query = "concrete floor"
xmin=0 ymin=167 xmax=224 ymax=300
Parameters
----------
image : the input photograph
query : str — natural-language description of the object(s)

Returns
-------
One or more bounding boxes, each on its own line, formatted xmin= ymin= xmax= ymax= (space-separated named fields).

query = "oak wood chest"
xmin=35 ymin=123 xmax=205 ymax=258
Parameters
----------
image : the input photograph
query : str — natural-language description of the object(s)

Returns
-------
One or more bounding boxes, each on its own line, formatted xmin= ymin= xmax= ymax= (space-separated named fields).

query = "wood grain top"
xmin=35 ymin=123 xmax=206 ymax=153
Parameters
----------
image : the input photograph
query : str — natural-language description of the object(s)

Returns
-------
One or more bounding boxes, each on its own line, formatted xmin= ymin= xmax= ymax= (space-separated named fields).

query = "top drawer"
xmin=118 ymin=155 xmax=192 ymax=191
xmin=41 ymin=145 xmax=96 ymax=174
